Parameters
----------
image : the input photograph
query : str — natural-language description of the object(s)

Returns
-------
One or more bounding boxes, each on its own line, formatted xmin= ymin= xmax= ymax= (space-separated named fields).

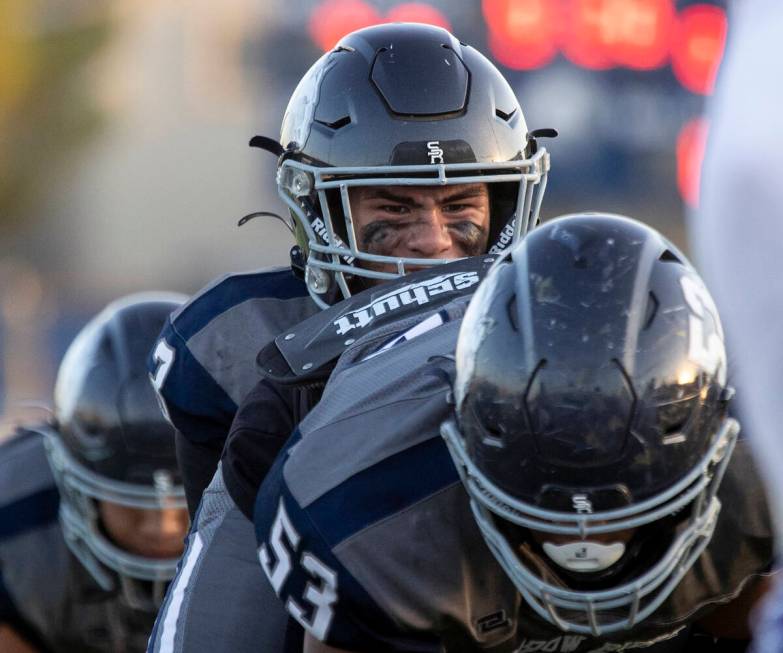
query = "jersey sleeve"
xmin=146 ymin=268 xmax=316 ymax=447
xmin=148 ymin=314 xmax=237 ymax=445
xmin=253 ymin=435 xmax=440 ymax=653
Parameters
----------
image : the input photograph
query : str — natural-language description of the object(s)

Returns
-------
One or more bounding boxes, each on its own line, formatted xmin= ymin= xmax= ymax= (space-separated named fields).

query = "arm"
xmin=174 ymin=430 xmax=224 ymax=518
xmin=221 ymin=378 xmax=321 ymax=520
xmin=149 ymin=324 xmax=237 ymax=518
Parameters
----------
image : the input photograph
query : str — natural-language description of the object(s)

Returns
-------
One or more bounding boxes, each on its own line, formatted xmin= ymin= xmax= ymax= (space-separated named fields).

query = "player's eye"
xmin=444 ymin=203 xmax=470 ymax=213
xmin=377 ymin=204 xmax=409 ymax=215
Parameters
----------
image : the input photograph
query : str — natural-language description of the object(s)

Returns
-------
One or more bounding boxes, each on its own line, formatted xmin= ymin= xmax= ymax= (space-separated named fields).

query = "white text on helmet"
xmin=427 ymin=141 xmax=444 ymax=164
xmin=488 ymin=219 xmax=516 ymax=254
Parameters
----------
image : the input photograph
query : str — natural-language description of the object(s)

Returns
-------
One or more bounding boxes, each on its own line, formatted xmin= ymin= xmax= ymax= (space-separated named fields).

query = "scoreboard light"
xmin=560 ymin=0 xmax=614 ymax=69
xmin=306 ymin=1 xmax=728 ymax=96
xmin=608 ymin=0 xmax=674 ymax=70
xmin=676 ymin=116 xmax=709 ymax=207
xmin=671 ymin=4 xmax=727 ymax=95
xmin=308 ymin=0 xmax=381 ymax=52
xmin=560 ymin=0 xmax=675 ymax=70
xmin=308 ymin=0 xmax=451 ymax=53
xmin=483 ymin=0 xmax=559 ymax=70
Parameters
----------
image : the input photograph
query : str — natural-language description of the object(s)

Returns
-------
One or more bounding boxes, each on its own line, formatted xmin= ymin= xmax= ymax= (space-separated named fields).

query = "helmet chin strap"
xmin=542 ymin=541 xmax=626 ymax=573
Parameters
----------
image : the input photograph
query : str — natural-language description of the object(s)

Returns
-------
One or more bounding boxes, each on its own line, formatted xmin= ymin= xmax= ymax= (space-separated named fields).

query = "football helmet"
xmin=266 ymin=22 xmax=551 ymax=308
xmin=441 ymin=214 xmax=737 ymax=636
xmin=43 ymin=292 xmax=188 ymax=610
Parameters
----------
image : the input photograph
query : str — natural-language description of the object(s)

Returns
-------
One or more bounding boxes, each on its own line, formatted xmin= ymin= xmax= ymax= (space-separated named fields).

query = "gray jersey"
xmin=146 ymin=464 xmax=299 ymax=653
xmin=0 ymin=428 xmax=157 ymax=652
xmin=147 ymin=283 xmax=485 ymax=653
xmin=254 ymin=314 xmax=774 ymax=652
xmin=148 ymin=267 xmax=319 ymax=447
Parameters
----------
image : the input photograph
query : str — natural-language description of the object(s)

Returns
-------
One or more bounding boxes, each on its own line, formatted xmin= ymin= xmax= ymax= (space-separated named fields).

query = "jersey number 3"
xmin=259 ymin=499 xmax=338 ymax=641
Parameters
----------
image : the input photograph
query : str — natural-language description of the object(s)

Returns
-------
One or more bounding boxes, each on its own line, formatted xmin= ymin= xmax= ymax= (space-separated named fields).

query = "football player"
xmin=0 ymin=293 xmax=190 ymax=652
xmin=253 ymin=214 xmax=776 ymax=652
xmin=147 ymin=22 xmax=551 ymax=653
xmin=149 ymin=20 xmax=550 ymax=518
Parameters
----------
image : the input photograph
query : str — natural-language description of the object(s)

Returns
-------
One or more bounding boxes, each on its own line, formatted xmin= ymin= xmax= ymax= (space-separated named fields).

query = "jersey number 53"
xmin=258 ymin=499 xmax=338 ymax=641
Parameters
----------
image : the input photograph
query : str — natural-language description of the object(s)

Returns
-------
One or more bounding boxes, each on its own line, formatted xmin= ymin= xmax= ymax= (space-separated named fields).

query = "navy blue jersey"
xmin=147 ymin=267 xmax=318 ymax=446
xmin=147 ymin=267 xmax=319 ymax=513
xmin=253 ymin=317 xmax=774 ymax=652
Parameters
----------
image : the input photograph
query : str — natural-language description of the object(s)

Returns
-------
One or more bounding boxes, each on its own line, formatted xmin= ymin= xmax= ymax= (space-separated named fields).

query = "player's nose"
xmin=406 ymin=212 xmax=453 ymax=258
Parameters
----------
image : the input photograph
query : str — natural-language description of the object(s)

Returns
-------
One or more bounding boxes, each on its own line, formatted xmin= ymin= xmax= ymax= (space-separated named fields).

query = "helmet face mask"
xmin=443 ymin=416 xmax=737 ymax=636
xmin=45 ymin=430 xmax=186 ymax=610
xmin=275 ymin=23 xmax=551 ymax=308
xmin=44 ymin=293 xmax=189 ymax=611
xmin=442 ymin=214 xmax=736 ymax=636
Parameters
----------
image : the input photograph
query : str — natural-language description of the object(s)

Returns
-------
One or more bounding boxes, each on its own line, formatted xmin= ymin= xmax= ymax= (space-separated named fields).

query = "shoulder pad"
xmin=170 ymin=267 xmax=309 ymax=339
xmin=257 ymin=255 xmax=497 ymax=383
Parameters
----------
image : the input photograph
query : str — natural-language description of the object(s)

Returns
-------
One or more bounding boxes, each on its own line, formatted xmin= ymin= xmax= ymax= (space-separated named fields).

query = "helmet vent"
xmin=658 ymin=249 xmax=682 ymax=263
xmin=662 ymin=421 xmax=687 ymax=445
xmin=315 ymin=116 xmax=352 ymax=130
xmin=663 ymin=420 xmax=686 ymax=436
xmin=643 ymin=292 xmax=659 ymax=330
xmin=481 ymin=423 xmax=505 ymax=448
xmin=496 ymin=107 xmax=517 ymax=122
xmin=507 ymin=295 xmax=519 ymax=332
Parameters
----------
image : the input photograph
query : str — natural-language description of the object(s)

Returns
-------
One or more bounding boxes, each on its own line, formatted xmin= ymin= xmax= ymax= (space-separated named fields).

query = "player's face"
xmin=99 ymin=501 xmax=189 ymax=558
xmin=349 ymin=183 xmax=491 ymax=273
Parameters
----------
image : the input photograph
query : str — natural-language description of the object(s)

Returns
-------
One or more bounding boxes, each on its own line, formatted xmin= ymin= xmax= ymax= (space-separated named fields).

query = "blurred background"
xmin=0 ymin=0 xmax=728 ymax=424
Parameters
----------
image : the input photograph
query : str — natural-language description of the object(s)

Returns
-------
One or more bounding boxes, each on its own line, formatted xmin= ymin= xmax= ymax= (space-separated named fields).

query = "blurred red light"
xmin=308 ymin=0 xmax=382 ymax=52
xmin=677 ymin=116 xmax=709 ymax=207
xmin=560 ymin=0 xmax=616 ymax=70
xmin=610 ymin=0 xmax=674 ymax=70
xmin=671 ymin=4 xmax=727 ymax=95
xmin=385 ymin=4 xmax=451 ymax=30
xmin=561 ymin=0 xmax=674 ymax=70
xmin=482 ymin=0 xmax=559 ymax=70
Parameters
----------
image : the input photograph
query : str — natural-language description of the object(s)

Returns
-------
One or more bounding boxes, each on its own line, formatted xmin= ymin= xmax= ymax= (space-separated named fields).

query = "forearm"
xmin=175 ymin=430 xmax=225 ymax=520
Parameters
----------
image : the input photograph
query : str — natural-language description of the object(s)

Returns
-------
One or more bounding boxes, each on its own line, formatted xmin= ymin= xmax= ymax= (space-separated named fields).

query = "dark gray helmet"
xmin=271 ymin=22 xmax=551 ymax=307
xmin=44 ymin=292 xmax=188 ymax=610
xmin=442 ymin=214 xmax=737 ymax=636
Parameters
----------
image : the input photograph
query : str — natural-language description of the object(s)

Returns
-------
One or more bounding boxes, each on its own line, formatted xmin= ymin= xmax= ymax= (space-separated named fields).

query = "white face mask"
xmin=542 ymin=541 xmax=626 ymax=572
